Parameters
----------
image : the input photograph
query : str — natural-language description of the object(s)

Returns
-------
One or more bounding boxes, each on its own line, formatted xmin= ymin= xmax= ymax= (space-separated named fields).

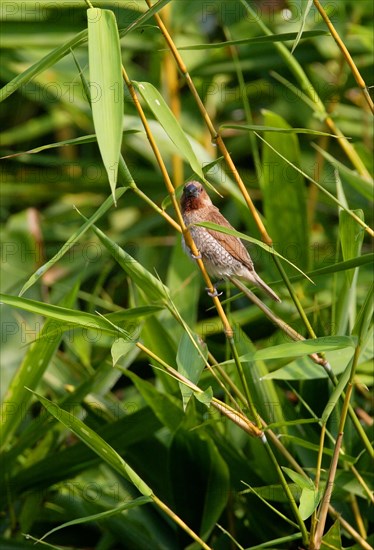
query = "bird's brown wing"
xmin=204 ymin=207 xmax=254 ymax=270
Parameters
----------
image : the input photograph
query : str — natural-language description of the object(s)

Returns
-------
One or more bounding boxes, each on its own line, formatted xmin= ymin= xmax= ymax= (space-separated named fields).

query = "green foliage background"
xmin=0 ymin=1 xmax=373 ymax=549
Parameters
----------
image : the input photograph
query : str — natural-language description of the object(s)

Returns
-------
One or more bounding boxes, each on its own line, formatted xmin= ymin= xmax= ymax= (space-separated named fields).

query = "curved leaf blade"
xmin=133 ymin=81 xmax=206 ymax=183
xmin=87 ymin=8 xmax=124 ymax=200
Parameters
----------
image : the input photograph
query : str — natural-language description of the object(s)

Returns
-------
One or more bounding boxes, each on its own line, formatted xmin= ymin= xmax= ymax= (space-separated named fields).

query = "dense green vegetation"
xmin=1 ymin=1 xmax=373 ymax=549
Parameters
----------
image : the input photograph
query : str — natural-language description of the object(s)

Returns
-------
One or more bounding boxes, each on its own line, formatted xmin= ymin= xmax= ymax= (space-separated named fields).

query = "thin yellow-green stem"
xmin=137 ymin=344 xmax=370 ymax=549
xmin=313 ymin=344 xmax=361 ymax=547
xmin=261 ymin=420 xmax=371 ymax=550
xmin=350 ymin=495 xmax=367 ymax=539
xmin=313 ymin=0 xmax=374 ymax=114
xmin=209 ymin=353 xmax=248 ymax=406
xmin=351 ymin=465 xmax=374 ymax=505
xmin=152 ymin=494 xmax=212 ymax=550
xmin=309 ymin=424 xmax=326 ymax=544
xmin=205 ymin=355 xmax=245 ymax=415
xmin=313 ymin=431 xmax=344 ymax=548
xmin=132 ymin=185 xmax=181 ymax=232
xmin=233 ymin=278 xmax=373 ymax=456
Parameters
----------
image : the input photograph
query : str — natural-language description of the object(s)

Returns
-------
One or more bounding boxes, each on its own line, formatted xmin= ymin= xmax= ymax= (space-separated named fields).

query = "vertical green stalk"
xmin=262 ymin=434 xmax=309 ymax=547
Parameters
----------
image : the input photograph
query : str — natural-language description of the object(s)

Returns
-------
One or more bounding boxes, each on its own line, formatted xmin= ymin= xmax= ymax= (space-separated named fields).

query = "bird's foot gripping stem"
xmin=206 ymin=286 xmax=223 ymax=298
xmin=191 ymin=252 xmax=202 ymax=260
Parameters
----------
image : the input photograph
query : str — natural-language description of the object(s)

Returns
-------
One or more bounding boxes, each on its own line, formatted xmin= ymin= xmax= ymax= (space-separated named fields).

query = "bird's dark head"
xmin=180 ymin=182 xmax=212 ymax=211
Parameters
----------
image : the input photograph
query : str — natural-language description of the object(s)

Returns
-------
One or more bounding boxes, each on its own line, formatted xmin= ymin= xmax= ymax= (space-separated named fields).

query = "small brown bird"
xmin=181 ymin=181 xmax=281 ymax=302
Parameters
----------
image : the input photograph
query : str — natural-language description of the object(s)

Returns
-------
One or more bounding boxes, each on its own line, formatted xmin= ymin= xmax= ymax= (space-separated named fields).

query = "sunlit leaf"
xmin=87 ymin=8 xmax=124 ymax=200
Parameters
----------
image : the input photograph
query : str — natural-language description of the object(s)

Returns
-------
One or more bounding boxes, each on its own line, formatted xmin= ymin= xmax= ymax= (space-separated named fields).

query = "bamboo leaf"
xmin=262 ymin=348 xmax=355 ymax=380
xmin=194 ymin=221 xmax=312 ymax=282
xmin=339 ymin=210 xmax=365 ymax=285
xmin=0 ymin=131 xmax=139 ymax=160
xmin=0 ymin=0 xmax=172 ymax=103
xmin=133 ymin=81 xmax=207 ymax=183
xmin=282 ymin=467 xmax=314 ymax=491
xmin=0 ymin=293 xmax=132 ymax=339
xmin=291 ymin=0 xmax=314 ymax=53
xmin=321 ymin=358 xmax=353 ymax=424
xmin=176 ymin=332 xmax=207 ymax=410
xmin=30 ymin=391 xmax=154 ymax=496
xmin=236 ymin=336 xmax=356 ymax=362
xmin=38 ymin=496 xmax=152 ymax=544
xmin=87 ymin=8 xmax=124 ymax=201
xmin=260 ymin=110 xmax=309 ymax=272
xmin=177 ymin=30 xmax=328 ymax=50
xmin=299 ymin=487 xmax=322 ymax=520
xmin=220 ymin=124 xmax=340 ymax=137
xmin=91 ymin=224 xmax=170 ymax=302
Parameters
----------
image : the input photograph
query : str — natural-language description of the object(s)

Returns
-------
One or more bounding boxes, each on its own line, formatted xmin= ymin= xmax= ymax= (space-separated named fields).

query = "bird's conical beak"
xmin=183 ymin=183 xmax=200 ymax=198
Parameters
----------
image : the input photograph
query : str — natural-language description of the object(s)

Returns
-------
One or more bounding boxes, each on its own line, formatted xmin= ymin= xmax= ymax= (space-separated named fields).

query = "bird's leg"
xmin=191 ymin=252 xmax=202 ymax=260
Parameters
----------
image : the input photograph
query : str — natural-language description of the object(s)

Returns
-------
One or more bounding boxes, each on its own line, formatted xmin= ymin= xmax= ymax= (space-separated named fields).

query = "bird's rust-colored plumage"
xmin=181 ymin=181 xmax=281 ymax=302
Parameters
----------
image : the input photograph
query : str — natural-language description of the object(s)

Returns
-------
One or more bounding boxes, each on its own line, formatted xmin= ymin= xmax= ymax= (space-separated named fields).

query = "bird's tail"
xmin=251 ymin=272 xmax=281 ymax=302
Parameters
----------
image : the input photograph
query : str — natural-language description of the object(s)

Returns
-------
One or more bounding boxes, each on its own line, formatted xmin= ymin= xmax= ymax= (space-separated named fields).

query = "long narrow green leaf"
xmin=87 ymin=8 xmax=123 ymax=200
xmin=352 ymin=284 xmax=374 ymax=343
xmin=220 ymin=124 xmax=339 ymax=137
xmin=0 ymin=131 xmax=139 ymax=160
xmin=91 ymin=224 xmax=170 ymax=302
xmin=176 ymin=332 xmax=207 ymax=410
xmin=0 ymin=293 xmax=130 ymax=338
xmin=340 ymin=210 xmax=365 ymax=285
xmin=0 ymin=282 xmax=79 ymax=448
xmin=194 ymin=221 xmax=312 ymax=282
xmin=177 ymin=30 xmax=328 ymax=50
xmin=321 ymin=358 xmax=354 ymax=424
xmin=260 ymin=110 xmax=309 ymax=272
xmin=38 ymin=496 xmax=151 ymax=544
xmin=226 ymin=336 xmax=356 ymax=363
xmin=30 ymin=391 xmax=153 ymax=496
xmin=291 ymin=0 xmax=314 ymax=53
xmin=19 ymin=187 xmax=127 ymax=296
xmin=133 ymin=81 xmax=207 ymax=183
xmin=0 ymin=30 xmax=88 ymax=103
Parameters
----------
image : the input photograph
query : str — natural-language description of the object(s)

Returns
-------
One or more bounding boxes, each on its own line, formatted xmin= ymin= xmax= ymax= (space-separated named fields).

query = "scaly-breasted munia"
xmin=181 ymin=181 xmax=281 ymax=302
